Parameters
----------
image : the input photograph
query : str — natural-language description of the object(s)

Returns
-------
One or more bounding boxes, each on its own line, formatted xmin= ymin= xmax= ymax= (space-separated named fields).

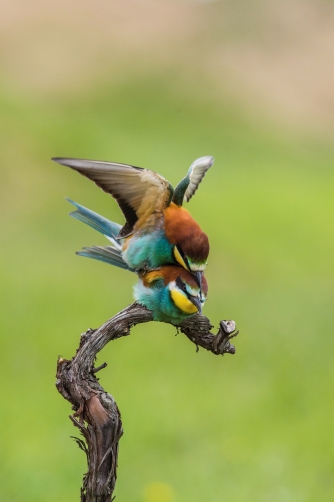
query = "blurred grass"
xmin=0 ymin=73 xmax=334 ymax=502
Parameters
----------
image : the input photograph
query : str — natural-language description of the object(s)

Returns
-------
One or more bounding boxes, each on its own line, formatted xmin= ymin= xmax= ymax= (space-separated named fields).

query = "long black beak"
xmin=193 ymin=271 xmax=204 ymax=300
xmin=190 ymin=295 xmax=202 ymax=314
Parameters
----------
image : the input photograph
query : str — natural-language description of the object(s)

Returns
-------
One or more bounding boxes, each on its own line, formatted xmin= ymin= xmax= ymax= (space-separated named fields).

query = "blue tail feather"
xmin=77 ymin=245 xmax=133 ymax=272
xmin=66 ymin=198 xmax=122 ymax=246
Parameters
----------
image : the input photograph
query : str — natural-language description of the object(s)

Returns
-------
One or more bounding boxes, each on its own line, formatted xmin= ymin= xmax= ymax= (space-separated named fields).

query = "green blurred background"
xmin=1 ymin=1 xmax=334 ymax=501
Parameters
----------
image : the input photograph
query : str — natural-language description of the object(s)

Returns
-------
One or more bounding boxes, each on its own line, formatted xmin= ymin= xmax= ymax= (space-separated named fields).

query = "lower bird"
xmin=76 ymin=244 xmax=208 ymax=325
xmin=135 ymin=265 xmax=208 ymax=324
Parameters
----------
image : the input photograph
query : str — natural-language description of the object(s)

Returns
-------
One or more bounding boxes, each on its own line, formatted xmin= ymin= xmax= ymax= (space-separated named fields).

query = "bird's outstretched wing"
xmin=172 ymin=156 xmax=214 ymax=206
xmin=52 ymin=158 xmax=173 ymax=236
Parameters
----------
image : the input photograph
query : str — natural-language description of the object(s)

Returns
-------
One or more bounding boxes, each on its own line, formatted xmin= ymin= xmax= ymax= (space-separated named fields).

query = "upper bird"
xmin=52 ymin=156 xmax=214 ymax=290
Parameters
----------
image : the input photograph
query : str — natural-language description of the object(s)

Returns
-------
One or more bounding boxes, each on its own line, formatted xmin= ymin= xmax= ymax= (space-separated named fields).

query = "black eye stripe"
xmin=176 ymin=245 xmax=185 ymax=258
xmin=176 ymin=245 xmax=190 ymax=268
xmin=175 ymin=276 xmax=187 ymax=293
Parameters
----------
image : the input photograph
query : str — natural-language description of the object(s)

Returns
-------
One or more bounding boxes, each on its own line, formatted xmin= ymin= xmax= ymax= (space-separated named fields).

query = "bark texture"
xmin=56 ymin=302 xmax=238 ymax=502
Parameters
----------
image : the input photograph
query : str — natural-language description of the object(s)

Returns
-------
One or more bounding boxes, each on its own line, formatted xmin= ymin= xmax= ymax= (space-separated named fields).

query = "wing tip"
xmin=193 ymin=155 xmax=214 ymax=169
xmin=51 ymin=157 xmax=85 ymax=169
xmin=51 ymin=157 xmax=67 ymax=165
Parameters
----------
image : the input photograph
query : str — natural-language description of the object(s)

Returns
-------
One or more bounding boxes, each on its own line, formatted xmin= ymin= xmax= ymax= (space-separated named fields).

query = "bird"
xmin=72 ymin=241 xmax=208 ymax=324
xmin=52 ymin=156 xmax=214 ymax=295
xmin=135 ymin=265 xmax=208 ymax=324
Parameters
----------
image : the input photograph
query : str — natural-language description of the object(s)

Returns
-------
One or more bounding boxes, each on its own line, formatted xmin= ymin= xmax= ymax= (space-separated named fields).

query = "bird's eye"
xmin=182 ymin=284 xmax=187 ymax=292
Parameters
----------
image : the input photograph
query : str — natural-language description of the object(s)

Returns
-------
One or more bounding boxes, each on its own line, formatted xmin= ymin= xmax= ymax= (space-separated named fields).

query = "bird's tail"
xmin=66 ymin=198 xmax=134 ymax=272
xmin=76 ymin=245 xmax=133 ymax=271
xmin=66 ymin=198 xmax=122 ymax=249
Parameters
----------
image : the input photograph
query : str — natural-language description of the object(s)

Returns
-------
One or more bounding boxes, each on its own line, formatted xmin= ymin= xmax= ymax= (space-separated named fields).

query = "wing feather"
xmin=53 ymin=157 xmax=173 ymax=233
xmin=183 ymin=156 xmax=214 ymax=203
xmin=172 ymin=156 xmax=214 ymax=206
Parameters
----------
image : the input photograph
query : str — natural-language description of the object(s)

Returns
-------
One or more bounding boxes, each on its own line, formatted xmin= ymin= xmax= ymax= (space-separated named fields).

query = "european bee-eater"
xmin=74 ymin=241 xmax=208 ymax=324
xmin=135 ymin=265 xmax=208 ymax=324
xmin=53 ymin=156 xmax=213 ymax=292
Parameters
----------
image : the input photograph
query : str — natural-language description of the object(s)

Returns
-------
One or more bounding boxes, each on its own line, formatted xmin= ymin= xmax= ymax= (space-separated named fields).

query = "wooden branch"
xmin=55 ymin=302 xmax=238 ymax=501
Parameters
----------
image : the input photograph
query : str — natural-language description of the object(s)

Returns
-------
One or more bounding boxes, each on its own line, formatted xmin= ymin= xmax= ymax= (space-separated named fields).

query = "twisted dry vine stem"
xmin=56 ymin=302 xmax=238 ymax=502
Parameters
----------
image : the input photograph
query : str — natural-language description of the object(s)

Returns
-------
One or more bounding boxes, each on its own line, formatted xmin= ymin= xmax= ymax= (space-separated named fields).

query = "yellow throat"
xmin=170 ymin=288 xmax=198 ymax=314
